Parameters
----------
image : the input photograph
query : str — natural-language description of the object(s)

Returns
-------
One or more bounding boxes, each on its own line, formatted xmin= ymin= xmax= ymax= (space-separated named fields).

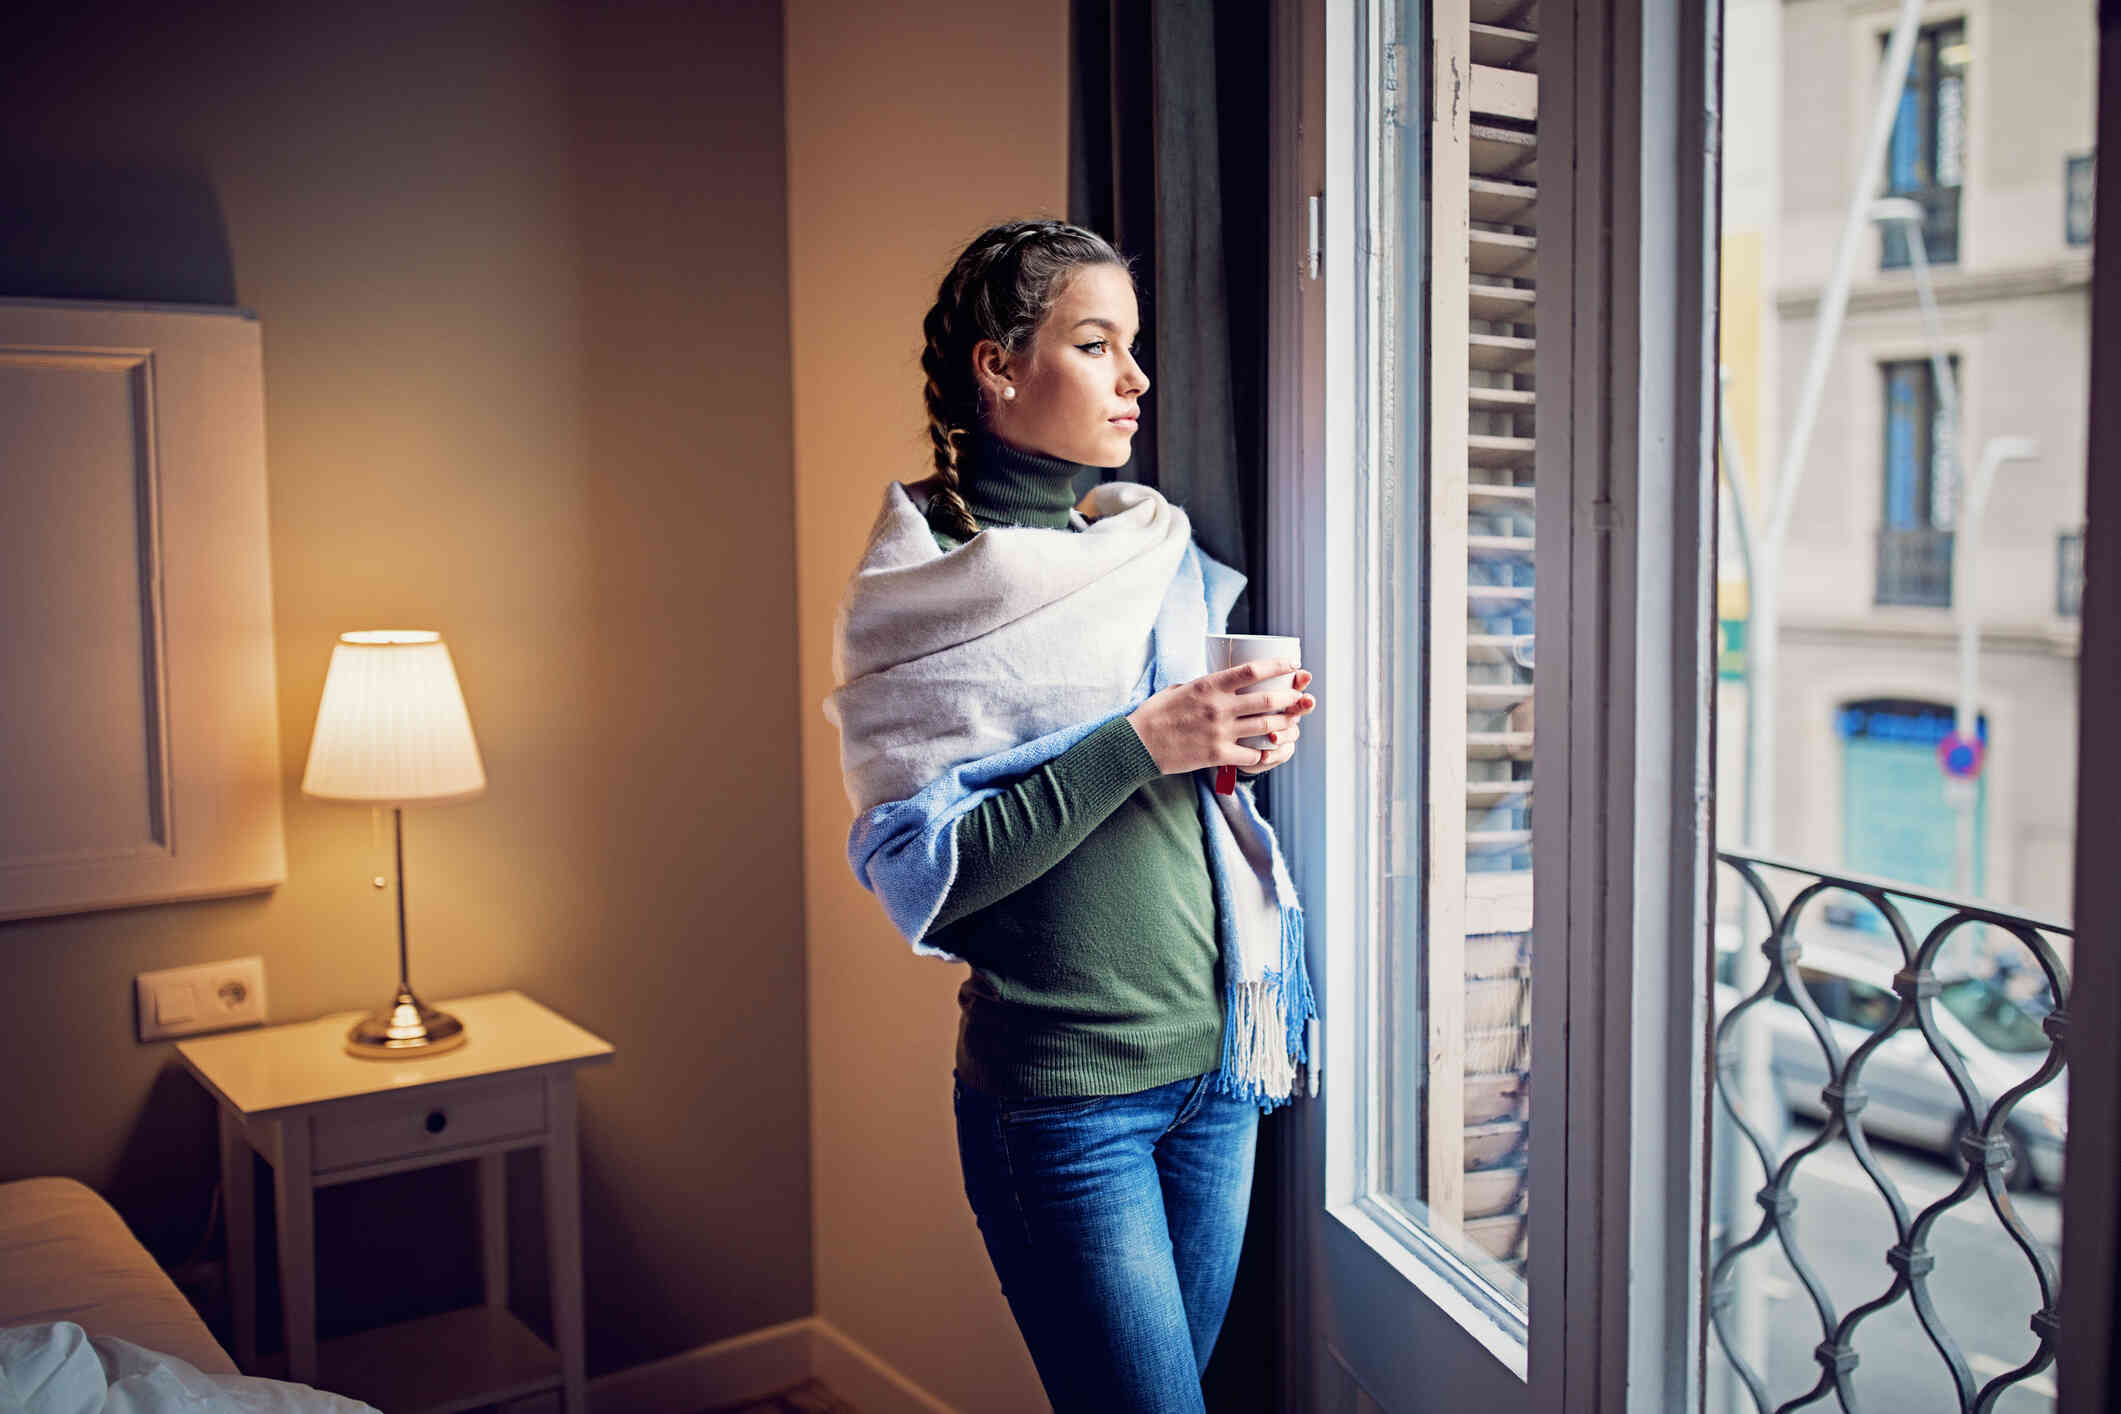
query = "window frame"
xmin=1875 ymin=355 xmax=1959 ymax=607
xmin=1271 ymin=0 xmax=1722 ymax=1409
xmin=1878 ymin=17 xmax=1968 ymax=270
xmin=1851 ymin=5 xmax=1982 ymax=276
xmin=2061 ymin=9 xmax=2121 ymax=1408
xmin=1877 ymin=355 xmax=1957 ymax=534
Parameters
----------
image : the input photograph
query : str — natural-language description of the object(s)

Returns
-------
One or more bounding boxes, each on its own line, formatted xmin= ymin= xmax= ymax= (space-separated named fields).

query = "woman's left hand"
xmin=1237 ymin=669 xmax=1314 ymax=776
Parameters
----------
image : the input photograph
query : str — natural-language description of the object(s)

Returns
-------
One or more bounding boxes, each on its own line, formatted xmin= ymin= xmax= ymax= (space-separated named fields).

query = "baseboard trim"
xmin=588 ymin=1316 xmax=812 ymax=1413
xmin=587 ymin=1315 xmax=956 ymax=1414
xmin=808 ymin=1318 xmax=958 ymax=1414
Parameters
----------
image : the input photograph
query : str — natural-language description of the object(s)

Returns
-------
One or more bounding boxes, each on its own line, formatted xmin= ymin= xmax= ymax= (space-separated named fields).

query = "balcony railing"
xmin=1875 ymin=527 xmax=1955 ymax=608
xmin=1880 ymin=185 xmax=1962 ymax=268
xmin=1710 ymin=850 xmax=2070 ymax=1414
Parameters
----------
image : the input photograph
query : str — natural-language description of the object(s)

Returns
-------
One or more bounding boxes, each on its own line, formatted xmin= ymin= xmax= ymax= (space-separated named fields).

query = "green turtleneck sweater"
xmin=923 ymin=432 xmax=1224 ymax=1098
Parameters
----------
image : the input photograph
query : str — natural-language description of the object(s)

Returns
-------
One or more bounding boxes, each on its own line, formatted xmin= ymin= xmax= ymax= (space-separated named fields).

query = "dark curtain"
xmin=1072 ymin=8 xmax=1284 ymax=1412
xmin=1071 ymin=0 xmax=1272 ymax=640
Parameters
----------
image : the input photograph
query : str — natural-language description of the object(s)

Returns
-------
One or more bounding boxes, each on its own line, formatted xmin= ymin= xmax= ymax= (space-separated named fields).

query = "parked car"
xmin=1713 ymin=931 xmax=2064 ymax=1191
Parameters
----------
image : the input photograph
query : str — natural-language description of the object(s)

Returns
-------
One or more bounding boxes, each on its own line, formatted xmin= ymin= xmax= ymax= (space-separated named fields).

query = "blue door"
xmin=1836 ymin=698 xmax=1987 ymax=938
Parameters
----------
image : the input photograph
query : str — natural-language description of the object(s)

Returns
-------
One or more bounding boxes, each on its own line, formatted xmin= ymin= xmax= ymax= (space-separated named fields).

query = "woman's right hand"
xmin=1125 ymin=659 xmax=1316 ymax=776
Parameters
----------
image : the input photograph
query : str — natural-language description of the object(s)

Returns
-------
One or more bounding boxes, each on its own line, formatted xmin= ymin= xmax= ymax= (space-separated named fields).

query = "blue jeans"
xmin=952 ymin=1068 xmax=1260 ymax=1413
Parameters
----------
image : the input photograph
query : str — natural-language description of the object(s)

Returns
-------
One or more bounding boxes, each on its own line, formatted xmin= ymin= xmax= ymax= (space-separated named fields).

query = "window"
xmin=1877 ymin=357 xmax=1959 ymax=606
xmin=1937 ymin=977 xmax=2051 ymax=1055
xmin=2060 ymin=528 xmax=2085 ymax=616
xmin=1880 ymin=20 xmax=1966 ymax=269
xmin=1362 ymin=0 xmax=1540 ymax=1327
xmin=1302 ymin=0 xmax=1719 ymax=1401
xmin=2067 ymin=152 xmax=2095 ymax=248
xmin=1795 ymin=969 xmax=1898 ymax=1033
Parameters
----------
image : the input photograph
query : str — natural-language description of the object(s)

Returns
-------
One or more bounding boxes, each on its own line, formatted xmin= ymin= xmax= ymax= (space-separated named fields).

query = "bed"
xmin=0 ymin=1177 xmax=375 ymax=1411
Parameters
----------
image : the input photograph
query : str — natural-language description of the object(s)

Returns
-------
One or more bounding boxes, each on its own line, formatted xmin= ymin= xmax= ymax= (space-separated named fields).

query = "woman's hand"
xmin=1238 ymin=668 xmax=1313 ymax=776
xmin=1126 ymin=662 xmax=1317 ymax=776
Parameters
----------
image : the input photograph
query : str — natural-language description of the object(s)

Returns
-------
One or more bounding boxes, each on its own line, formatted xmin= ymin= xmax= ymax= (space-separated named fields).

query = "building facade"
xmin=1722 ymin=0 xmax=2094 ymax=930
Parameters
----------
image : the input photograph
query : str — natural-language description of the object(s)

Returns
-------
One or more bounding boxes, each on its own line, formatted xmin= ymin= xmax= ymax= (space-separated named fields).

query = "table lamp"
xmin=301 ymin=630 xmax=486 ymax=1058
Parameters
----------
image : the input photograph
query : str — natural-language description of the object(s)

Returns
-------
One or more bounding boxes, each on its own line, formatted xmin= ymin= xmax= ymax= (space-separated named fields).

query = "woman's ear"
xmin=971 ymin=338 xmax=1013 ymax=400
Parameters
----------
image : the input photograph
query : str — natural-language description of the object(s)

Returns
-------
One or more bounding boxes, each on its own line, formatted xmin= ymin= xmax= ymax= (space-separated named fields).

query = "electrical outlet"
xmin=135 ymin=957 xmax=267 ymax=1042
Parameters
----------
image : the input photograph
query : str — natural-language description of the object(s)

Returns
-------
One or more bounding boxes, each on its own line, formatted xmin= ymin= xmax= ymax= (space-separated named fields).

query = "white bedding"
xmin=0 ymin=1323 xmax=379 ymax=1414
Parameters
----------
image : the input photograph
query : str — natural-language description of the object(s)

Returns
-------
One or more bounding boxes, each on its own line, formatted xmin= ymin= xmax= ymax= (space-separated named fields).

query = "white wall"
xmin=784 ymin=5 xmax=1069 ymax=1409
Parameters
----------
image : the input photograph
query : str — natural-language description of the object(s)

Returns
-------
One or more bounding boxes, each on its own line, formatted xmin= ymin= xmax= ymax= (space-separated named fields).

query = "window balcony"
xmin=1880 ymin=185 xmax=1962 ymax=269
xmin=1875 ymin=527 xmax=1955 ymax=608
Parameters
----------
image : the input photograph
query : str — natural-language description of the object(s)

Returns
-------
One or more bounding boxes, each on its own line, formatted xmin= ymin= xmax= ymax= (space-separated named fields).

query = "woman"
xmin=824 ymin=218 xmax=1317 ymax=1412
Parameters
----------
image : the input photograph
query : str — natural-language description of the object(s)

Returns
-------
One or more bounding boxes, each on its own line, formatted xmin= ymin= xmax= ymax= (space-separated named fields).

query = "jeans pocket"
xmin=998 ymin=1092 xmax=1108 ymax=1123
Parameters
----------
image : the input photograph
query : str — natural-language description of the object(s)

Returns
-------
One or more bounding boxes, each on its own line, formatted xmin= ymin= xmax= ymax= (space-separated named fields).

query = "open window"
xmin=1269 ymin=0 xmax=1719 ymax=1408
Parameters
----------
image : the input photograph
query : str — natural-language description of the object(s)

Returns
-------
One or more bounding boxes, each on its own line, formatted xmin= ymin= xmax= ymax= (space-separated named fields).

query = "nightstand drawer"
xmin=310 ymin=1076 xmax=546 ymax=1172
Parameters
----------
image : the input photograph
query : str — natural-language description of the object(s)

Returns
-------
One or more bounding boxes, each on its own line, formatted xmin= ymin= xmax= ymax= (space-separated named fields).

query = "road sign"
xmin=1938 ymin=730 xmax=1985 ymax=780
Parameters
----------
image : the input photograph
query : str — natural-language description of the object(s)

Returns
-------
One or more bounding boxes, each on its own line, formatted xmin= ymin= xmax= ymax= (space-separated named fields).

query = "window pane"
xmin=1842 ymin=981 xmax=1897 ymax=1031
xmin=1363 ymin=0 xmax=1538 ymax=1322
xmin=1877 ymin=361 xmax=1957 ymax=607
xmin=1880 ymin=22 xmax=1965 ymax=268
xmin=1936 ymin=24 xmax=1968 ymax=187
xmin=1884 ymin=363 xmax=1923 ymax=527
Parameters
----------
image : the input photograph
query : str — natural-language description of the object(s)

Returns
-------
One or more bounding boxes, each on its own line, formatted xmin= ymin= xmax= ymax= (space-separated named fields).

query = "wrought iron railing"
xmin=1709 ymin=850 xmax=2070 ymax=1413
xmin=1880 ymin=184 xmax=1962 ymax=268
xmin=1875 ymin=527 xmax=1955 ymax=608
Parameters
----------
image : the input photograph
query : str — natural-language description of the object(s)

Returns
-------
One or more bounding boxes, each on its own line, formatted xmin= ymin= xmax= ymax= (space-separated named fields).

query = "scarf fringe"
xmin=1212 ymin=900 xmax=1317 ymax=1114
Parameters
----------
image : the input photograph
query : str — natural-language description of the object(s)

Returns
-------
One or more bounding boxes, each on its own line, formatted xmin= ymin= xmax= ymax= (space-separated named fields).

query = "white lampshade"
xmin=301 ymin=631 xmax=486 ymax=806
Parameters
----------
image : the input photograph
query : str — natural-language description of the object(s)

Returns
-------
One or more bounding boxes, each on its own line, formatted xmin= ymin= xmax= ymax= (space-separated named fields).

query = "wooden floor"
xmin=697 ymin=1377 xmax=861 ymax=1414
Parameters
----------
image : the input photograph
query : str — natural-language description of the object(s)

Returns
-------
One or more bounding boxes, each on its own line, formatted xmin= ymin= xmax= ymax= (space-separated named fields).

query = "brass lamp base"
xmin=345 ymin=988 xmax=467 ymax=1059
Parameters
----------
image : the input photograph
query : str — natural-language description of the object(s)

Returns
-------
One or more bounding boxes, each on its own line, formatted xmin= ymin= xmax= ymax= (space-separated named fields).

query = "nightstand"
xmin=176 ymin=990 xmax=615 ymax=1414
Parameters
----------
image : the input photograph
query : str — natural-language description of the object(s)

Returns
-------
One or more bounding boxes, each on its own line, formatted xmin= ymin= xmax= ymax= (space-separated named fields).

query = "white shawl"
xmin=821 ymin=477 xmax=1314 ymax=1109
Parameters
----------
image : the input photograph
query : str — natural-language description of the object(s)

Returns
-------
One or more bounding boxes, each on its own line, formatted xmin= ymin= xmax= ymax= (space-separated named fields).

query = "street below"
xmin=1711 ymin=1117 xmax=2060 ymax=1411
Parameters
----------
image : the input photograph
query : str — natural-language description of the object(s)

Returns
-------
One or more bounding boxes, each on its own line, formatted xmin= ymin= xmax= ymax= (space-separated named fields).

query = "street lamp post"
xmin=1948 ymin=436 xmax=2041 ymax=895
xmin=1870 ymin=197 xmax=2040 ymax=902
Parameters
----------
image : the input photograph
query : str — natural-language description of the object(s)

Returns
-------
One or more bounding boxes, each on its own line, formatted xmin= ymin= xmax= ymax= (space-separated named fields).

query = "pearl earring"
xmin=1002 ymin=386 xmax=1015 ymax=400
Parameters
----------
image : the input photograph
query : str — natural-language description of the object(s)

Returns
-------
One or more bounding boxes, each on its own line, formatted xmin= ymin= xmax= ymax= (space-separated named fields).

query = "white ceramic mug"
xmin=1204 ymin=633 xmax=1303 ymax=750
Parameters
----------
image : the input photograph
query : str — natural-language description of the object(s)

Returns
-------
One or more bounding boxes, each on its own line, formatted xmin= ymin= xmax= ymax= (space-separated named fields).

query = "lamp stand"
xmin=346 ymin=807 xmax=466 ymax=1058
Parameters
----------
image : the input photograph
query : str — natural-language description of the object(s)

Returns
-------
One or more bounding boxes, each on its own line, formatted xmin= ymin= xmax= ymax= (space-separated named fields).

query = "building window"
xmin=2059 ymin=529 xmax=2085 ymax=617
xmin=2067 ymin=153 xmax=2095 ymax=247
xmin=1880 ymin=20 xmax=1967 ymax=270
xmin=1877 ymin=357 xmax=1959 ymax=607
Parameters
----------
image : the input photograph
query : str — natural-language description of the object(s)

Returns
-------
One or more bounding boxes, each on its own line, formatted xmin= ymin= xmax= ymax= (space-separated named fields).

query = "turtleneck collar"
xmin=955 ymin=428 xmax=1093 ymax=531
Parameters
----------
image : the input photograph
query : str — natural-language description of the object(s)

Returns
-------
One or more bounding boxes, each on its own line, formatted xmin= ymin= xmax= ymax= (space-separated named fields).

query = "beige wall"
xmin=784 ymin=2 xmax=1068 ymax=1407
xmin=0 ymin=0 xmax=809 ymax=1374
xmin=1777 ymin=0 xmax=2096 ymax=288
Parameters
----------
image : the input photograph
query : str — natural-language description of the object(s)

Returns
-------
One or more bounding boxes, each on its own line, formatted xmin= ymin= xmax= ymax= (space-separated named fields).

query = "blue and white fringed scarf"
xmin=821 ymin=476 xmax=1315 ymax=1111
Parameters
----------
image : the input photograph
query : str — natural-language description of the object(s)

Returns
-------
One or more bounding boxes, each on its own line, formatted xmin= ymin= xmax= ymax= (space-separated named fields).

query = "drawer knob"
xmin=425 ymin=1110 xmax=448 ymax=1135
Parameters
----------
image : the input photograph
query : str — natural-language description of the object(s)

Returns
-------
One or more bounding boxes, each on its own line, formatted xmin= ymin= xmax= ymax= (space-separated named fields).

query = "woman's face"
xmin=974 ymin=262 xmax=1149 ymax=468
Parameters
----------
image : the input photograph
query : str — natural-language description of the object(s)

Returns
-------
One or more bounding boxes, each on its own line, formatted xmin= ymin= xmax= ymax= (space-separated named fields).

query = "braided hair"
xmin=919 ymin=219 xmax=1133 ymax=541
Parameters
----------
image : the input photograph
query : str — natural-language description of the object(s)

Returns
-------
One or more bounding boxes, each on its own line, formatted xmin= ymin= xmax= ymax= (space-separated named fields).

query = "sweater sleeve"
xmin=928 ymin=715 xmax=1166 ymax=932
